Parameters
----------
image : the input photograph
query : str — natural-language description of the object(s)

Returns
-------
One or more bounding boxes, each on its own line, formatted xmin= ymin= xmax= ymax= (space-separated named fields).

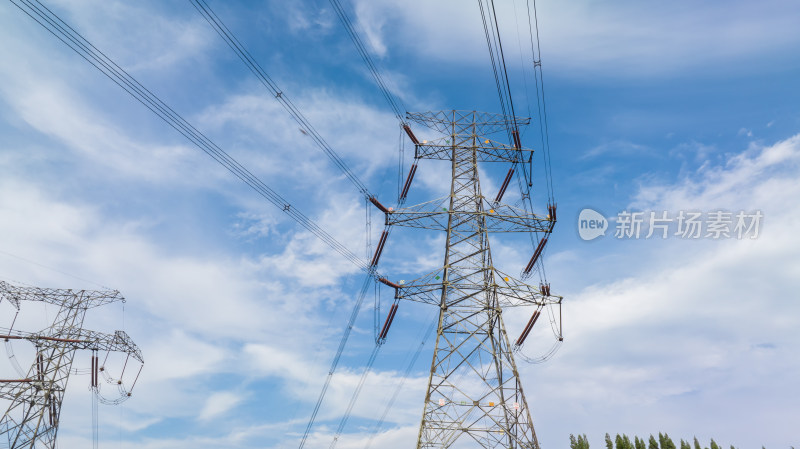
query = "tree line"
xmin=569 ymin=432 xmax=785 ymax=449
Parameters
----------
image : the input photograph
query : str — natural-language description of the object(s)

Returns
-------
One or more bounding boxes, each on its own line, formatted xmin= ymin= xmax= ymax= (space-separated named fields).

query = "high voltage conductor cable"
xmin=328 ymin=0 xmax=406 ymax=123
xmin=189 ymin=0 xmax=372 ymax=198
xmin=321 ymin=133 xmax=420 ymax=449
xmin=0 ymin=249 xmax=110 ymax=289
xmin=322 ymin=153 xmax=421 ymax=449
xmin=298 ymin=275 xmax=373 ymax=449
xmin=328 ymin=343 xmax=381 ymax=449
xmin=475 ymin=0 xmax=555 ymax=285
xmin=9 ymin=5 xmax=387 ymax=443
xmin=478 ymin=0 xmax=521 ymax=149
xmin=526 ymin=0 xmax=555 ymax=203
xmin=489 ymin=0 xmax=521 ymax=132
xmin=363 ymin=319 xmax=436 ymax=449
xmin=478 ymin=0 xmax=510 ymax=131
xmin=9 ymin=0 xmax=373 ymax=273
xmin=287 ymin=0 xmax=431 ymax=432
xmin=11 ymin=3 xmax=412 ymax=447
xmin=290 ymin=0 xmax=431 ymax=431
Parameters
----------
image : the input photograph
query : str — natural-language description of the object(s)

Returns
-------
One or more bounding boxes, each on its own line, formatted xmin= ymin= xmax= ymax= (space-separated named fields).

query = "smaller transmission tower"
xmin=0 ymin=281 xmax=143 ymax=449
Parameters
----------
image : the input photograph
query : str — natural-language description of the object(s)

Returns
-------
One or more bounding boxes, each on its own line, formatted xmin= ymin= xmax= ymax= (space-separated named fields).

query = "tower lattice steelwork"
xmin=384 ymin=110 xmax=561 ymax=449
xmin=0 ymin=281 xmax=143 ymax=449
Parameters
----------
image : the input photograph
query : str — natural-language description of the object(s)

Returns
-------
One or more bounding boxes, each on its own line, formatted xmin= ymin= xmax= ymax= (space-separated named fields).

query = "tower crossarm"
xmin=393 ymin=266 xmax=561 ymax=308
xmin=406 ymin=110 xmax=530 ymax=136
xmin=387 ymin=197 xmax=554 ymax=233
xmin=415 ymin=136 xmax=533 ymax=163
xmin=0 ymin=329 xmax=143 ymax=363
xmin=0 ymin=281 xmax=124 ymax=310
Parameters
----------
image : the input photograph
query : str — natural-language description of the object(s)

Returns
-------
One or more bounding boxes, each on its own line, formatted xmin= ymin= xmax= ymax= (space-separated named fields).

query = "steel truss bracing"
xmin=388 ymin=111 xmax=560 ymax=449
xmin=0 ymin=281 xmax=143 ymax=449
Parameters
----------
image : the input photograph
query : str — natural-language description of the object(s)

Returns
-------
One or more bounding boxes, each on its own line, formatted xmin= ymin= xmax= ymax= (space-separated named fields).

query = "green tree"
xmin=635 ymin=436 xmax=646 ymax=449
xmin=649 ymin=435 xmax=660 ymax=449
xmin=622 ymin=434 xmax=634 ymax=449
xmin=680 ymin=439 xmax=691 ymax=449
xmin=571 ymin=434 xmax=579 ymax=449
xmin=710 ymin=439 xmax=720 ymax=449
xmin=662 ymin=433 xmax=677 ymax=449
xmin=616 ymin=434 xmax=625 ymax=449
xmin=606 ymin=433 xmax=614 ymax=449
xmin=578 ymin=434 xmax=591 ymax=449
xmin=694 ymin=437 xmax=702 ymax=449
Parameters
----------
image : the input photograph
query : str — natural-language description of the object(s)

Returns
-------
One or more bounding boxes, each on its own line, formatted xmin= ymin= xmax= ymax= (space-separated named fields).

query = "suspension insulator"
xmin=370 ymin=230 xmax=389 ymax=267
xmin=403 ymin=124 xmax=421 ymax=145
xmin=400 ymin=163 xmax=418 ymax=200
xmin=512 ymin=128 xmax=522 ymax=149
xmin=378 ymin=303 xmax=399 ymax=340
xmin=369 ymin=196 xmax=391 ymax=214
xmin=378 ymin=277 xmax=401 ymax=290
xmin=540 ymin=283 xmax=551 ymax=297
xmin=37 ymin=354 xmax=44 ymax=382
xmin=494 ymin=167 xmax=515 ymax=203
xmin=548 ymin=203 xmax=557 ymax=222
xmin=523 ymin=238 xmax=548 ymax=274
xmin=515 ymin=310 xmax=541 ymax=346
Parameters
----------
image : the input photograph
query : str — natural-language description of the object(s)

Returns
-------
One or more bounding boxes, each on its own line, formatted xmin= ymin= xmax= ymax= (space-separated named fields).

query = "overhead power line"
xmin=526 ymin=0 xmax=555 ymax=203
xmin=188 ymin=3 xmax=421 ymax=446
xmin=328 ymin=0 xmax=407 ymax=123
xmin=189 ymin=0 xmax=372 ymax=198
xmin=8 ymin=0 xmax=373 ymax=273
xmin=9 ymin=5 xmax=390 ymax=448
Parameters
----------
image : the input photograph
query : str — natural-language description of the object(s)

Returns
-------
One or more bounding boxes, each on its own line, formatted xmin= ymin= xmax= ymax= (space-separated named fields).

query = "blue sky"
xmin=1 ymin=0 xmax=799 ymax=448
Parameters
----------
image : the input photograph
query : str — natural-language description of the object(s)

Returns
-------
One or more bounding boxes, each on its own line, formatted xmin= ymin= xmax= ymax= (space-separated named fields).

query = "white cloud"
xmin=46 ymin=0 xmax=214 ymax=73
xmin=1 ymin=1 xmax=798 ymax=448
xmin=582 ymin=139 xmax=654 ymax=160
xmin=198 ymin=391 xmax=245 ymax=421
xmin=353 ymin=0 xmax=800 ymax=77
xmin=527 ymin=134 xmax=800 ymax=448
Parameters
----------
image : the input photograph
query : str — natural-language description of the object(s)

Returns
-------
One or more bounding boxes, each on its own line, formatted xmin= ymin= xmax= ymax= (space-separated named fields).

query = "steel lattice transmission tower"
xmin=384 ymin=111 xmax=561 ymax=449
xmin=0 ymin=281 xmax=143 ymax=449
